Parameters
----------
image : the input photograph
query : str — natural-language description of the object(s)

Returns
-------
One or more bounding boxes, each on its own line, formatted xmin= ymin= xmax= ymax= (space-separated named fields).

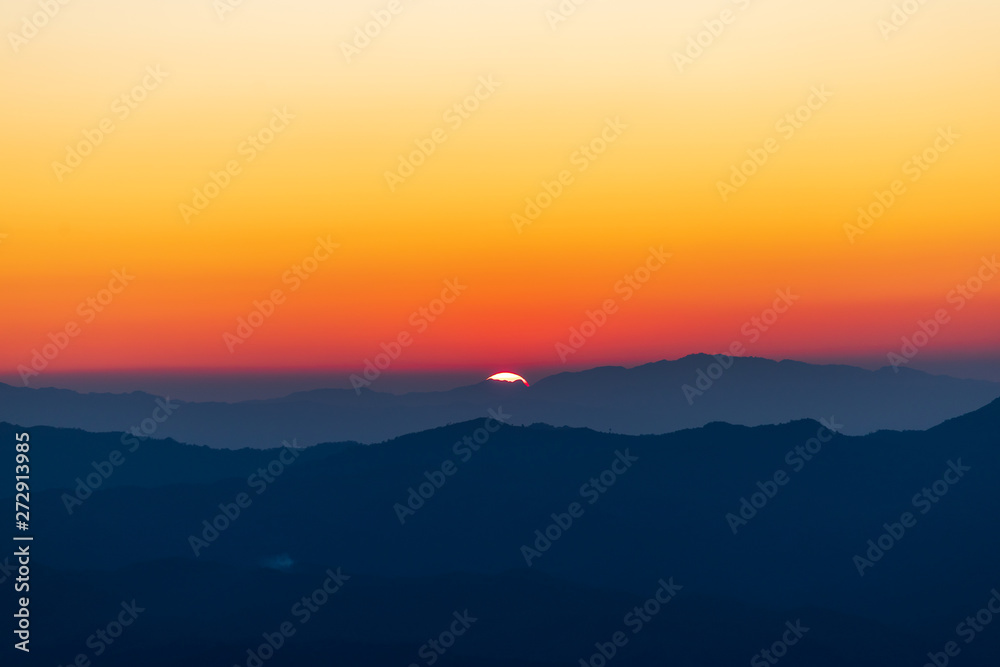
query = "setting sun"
xmin=487 ymin=372 xmax=529 ymax=387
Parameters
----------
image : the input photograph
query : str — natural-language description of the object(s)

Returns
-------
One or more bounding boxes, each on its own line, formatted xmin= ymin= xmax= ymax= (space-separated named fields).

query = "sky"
xmin=2 ymin=0 xmax=999 ymax=390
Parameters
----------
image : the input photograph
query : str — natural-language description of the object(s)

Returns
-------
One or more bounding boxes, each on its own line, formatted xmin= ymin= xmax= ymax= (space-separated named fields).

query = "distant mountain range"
xmin=5 ymin=397 xmax=1000 ymax=665
xmin=2 ymin=355 xmax=998 ymax=448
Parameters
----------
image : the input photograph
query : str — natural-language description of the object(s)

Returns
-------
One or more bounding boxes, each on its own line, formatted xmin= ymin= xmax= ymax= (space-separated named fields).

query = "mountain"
xmin=23 ymin=564 xmax=928 ymax=667
xmin=0 ymin=423 xmax=356 ymax=494
xmin=8 ymin=397 xmax=1000 ymax=665
xmin=2 ymin=355 xmax=998 ymax=448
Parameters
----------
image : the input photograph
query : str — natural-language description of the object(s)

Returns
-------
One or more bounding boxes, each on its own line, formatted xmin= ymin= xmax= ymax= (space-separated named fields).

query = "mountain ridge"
xmin=3 ymin=354 xmax=998 ymax=447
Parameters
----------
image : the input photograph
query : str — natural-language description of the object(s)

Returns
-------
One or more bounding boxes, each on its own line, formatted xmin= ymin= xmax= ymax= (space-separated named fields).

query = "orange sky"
xmin=2 ymin=0 xmax=998 ymax=380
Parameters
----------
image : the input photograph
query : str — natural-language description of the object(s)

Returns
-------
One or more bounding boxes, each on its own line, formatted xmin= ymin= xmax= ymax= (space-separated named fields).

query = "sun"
xmin=487 ymin=372 xmax=529 ymax=387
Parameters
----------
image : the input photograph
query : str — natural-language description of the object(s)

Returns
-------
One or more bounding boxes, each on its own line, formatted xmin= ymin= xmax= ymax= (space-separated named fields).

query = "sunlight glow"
xmin=487 ymin=372 xmax=529 ymax=387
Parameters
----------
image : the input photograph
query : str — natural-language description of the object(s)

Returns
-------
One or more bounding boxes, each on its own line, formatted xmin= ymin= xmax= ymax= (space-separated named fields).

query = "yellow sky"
xmin=1 ymin=0 xmax=998 ymax=374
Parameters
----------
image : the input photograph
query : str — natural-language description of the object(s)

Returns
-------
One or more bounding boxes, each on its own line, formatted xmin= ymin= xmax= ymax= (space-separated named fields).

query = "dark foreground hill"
xmin=2 ymin=354 xmax=999 ymax=447
xmin=4 ymin=399 xmax=1000 ymax=665
xmin=24 ymin=564 xmax=930 ymax=667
